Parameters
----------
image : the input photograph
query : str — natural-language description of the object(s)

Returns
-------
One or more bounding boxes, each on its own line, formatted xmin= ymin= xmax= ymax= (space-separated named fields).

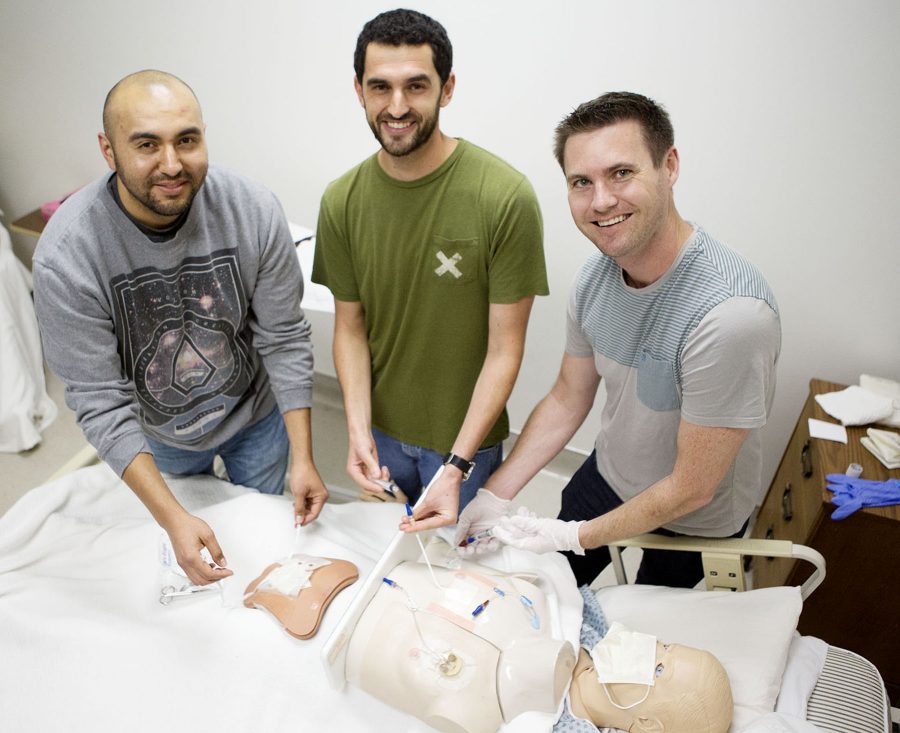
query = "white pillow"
xmin=775 ymin=633 xmax=828 ymax=720
xmin=595 ymin=584 xmax=802 ymax=732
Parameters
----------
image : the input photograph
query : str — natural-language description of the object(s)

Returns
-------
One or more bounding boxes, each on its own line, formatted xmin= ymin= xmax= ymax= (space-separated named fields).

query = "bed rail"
xmin=607 ymin=533 xmax=826 ymax=601
xmin=47 ymin=444 xmax=99 ymax=482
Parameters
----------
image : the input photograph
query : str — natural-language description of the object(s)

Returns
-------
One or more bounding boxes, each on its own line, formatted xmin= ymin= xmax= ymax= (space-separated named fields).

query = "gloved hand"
xmin=492 ymin=511 xmax=586 ymax=556
xmin=825 ymin=474 xmax=900 ymax=520
xmin=452 ymin=489 xmax=512 ymax=556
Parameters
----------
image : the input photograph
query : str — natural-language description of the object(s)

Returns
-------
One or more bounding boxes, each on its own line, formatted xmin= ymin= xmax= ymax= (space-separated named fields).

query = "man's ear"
xmin=634 ymin=715 xmax=665 ymax=733
xmin=98 ymin=133 xmax=116 ymax=171
xmin=353 ymin=75 xmax=365 ymax=108
xmin=664 ymin=146 xmax=680 ymax=187
xmin=439 ymin=72 xmax=456 ymax=108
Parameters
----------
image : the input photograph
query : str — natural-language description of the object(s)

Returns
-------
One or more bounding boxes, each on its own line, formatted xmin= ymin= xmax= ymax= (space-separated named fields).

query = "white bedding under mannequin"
xmin=0 ymin=464 xmax=890 ymax=733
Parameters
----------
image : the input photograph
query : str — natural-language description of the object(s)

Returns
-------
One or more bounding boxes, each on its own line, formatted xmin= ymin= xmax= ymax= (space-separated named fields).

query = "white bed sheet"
xmin=0 ymin=465 xmax=581 ymax=733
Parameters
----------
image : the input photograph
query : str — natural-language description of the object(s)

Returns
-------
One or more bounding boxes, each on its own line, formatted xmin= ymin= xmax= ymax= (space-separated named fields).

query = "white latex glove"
xmin=452 ymin=489 xmax=512 ymax=556
xmin=493 ymin=513 xmax=586 ymax=556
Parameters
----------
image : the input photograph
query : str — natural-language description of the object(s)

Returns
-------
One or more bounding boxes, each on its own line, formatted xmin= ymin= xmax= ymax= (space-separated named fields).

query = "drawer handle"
xmin=765 ymin=525 xmax=775 ymax=561
xmin=800 ymin=440 xmax=813 ymax=478
xmin=781 ymin=483 xmax=793 ymax=521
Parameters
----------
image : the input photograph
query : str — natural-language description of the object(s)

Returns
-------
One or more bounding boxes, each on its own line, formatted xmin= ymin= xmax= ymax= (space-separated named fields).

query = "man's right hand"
xmin=452 ymin=488 xmax=512 ymax=555
xmin=165 ymin=513 xmax=234 ymax=586
xmin=122 ymin=453 xmax=232 ymax=586
xmin=347 ymin=432 xmax=390 ymax=495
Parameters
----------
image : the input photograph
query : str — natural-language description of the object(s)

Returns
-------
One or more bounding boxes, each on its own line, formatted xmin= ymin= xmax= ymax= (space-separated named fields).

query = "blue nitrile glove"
xmin=825 ymin=474 xmax=900 ymax=520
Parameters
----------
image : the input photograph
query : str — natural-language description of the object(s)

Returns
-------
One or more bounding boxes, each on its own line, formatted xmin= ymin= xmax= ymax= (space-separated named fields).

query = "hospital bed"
xmin=0 ymin=458 xmax=890 ymax=733
xmin=604 ymin=534 xmax=891 ymax=732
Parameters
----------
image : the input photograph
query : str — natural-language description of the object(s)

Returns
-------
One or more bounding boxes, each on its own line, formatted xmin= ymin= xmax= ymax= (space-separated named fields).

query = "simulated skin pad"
xmin=244 ymin=557 xmax=359 ymax=640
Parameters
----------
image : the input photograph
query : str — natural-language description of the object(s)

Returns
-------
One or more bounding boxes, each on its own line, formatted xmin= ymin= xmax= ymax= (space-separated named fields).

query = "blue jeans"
xmin=372 ymin=427 xmax=503 ymax=510
xmin=146 ymin=406 xmax=289 ymax=495
xmin=558 ymin=451 xmax=749 ymax=588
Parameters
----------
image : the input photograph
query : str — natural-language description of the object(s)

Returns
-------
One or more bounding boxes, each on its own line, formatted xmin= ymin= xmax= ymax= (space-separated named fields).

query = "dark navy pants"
xmin=557 ymin=451 xmax=748 ymax=588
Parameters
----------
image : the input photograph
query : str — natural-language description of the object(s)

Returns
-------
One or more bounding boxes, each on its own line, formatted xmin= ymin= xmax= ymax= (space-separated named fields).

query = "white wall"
xmin=2 ymin=0 xmax=898 ymax=490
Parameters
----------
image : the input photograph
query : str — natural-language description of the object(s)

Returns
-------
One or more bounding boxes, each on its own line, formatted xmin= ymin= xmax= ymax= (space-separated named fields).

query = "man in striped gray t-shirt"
xmin=455 ymin=92 xmax=780 ymax=588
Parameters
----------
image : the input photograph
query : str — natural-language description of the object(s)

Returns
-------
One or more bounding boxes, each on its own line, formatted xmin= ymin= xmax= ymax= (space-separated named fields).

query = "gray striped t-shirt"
xmin=566 ymin=225 xmax=780 ymax=535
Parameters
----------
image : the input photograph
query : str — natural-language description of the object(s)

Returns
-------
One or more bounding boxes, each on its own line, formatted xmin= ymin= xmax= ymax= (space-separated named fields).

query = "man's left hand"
xmin=493 ymin=513 xmax=585 ymax=555
xmin=400 ymin=469 xmax=462 ymax=532
xmin=290 ymin=459 xmax=329 ymax=526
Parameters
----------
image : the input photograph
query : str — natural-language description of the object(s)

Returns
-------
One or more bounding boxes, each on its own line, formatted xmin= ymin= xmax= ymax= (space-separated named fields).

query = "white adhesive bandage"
xmin=258 ymin=555 xmax=331 ymax=597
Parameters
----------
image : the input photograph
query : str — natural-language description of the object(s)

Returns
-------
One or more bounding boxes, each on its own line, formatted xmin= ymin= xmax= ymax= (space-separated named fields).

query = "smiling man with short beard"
xmin=98 ymin=75 xmax=208 ymax=226
xmin=32 ymin=70 xmax=329 ymax=588
xmin=313 ymin=9 xmax=548 ymax=530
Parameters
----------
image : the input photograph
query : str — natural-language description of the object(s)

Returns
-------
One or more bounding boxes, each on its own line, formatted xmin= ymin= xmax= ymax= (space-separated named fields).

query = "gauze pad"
xmin=257 ymin=555 xmax=331 ymax=597
xmin=589 ymin=621 xmax=657 ymax=686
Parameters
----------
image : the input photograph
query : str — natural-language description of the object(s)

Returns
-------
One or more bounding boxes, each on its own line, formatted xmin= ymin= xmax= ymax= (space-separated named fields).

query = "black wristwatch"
xmin=443 ymin=452 xmax=476 ymax=481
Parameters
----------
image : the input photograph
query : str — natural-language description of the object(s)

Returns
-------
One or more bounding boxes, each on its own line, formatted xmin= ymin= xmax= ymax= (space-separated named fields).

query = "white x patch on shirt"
xmin=434 ymin=250 xmax=463 ymax=279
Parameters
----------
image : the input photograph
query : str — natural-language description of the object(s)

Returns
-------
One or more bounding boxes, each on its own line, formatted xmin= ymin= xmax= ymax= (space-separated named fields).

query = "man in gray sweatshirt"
xmin=32 ymin=70 xmax=327 ymax=585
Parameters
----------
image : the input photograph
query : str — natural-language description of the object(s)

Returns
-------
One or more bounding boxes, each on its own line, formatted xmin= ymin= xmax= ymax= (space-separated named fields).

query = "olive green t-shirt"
xmin=313 ymin=140 xmax=548 ymax=453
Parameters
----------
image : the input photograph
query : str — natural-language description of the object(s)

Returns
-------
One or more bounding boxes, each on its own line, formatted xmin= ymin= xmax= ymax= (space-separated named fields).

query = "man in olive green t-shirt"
xmin=312 ymin=9 xmax=548 ymax=528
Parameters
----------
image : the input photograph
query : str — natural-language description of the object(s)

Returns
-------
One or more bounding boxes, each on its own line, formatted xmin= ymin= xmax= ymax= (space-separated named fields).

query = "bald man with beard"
xmin=33 ymin=70 xmax=327 ymax=585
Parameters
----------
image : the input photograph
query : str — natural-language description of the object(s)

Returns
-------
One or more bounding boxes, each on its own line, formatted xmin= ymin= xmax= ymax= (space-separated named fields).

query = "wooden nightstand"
xmin=751 ymin=378 xmax=900 ymax=704
xmin=10 ymin=208 xmax=47 ymax=238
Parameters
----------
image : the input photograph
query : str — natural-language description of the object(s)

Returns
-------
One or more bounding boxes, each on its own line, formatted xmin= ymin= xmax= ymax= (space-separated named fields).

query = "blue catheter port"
xmin=520 ymin=595 xmax=540 ymax=630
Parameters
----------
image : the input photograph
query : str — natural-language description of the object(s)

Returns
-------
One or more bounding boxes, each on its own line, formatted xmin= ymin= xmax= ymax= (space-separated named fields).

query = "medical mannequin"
xmin=568 ymin=642 xmax=733 ymax=733
xmin=346 ymin=558 xmax=576 ymax=733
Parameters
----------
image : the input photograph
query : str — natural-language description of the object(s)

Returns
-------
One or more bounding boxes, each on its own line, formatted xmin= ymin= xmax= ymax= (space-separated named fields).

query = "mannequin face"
xmin=570 ymin=642 xmax=733 ymax=733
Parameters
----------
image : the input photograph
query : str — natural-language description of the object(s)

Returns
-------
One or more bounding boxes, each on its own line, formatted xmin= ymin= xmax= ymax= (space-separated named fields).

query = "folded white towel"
xmin=815 ymin=385 xmax=894 ymax=426
xmin=859 ymin=374 xmax=900 ymax=428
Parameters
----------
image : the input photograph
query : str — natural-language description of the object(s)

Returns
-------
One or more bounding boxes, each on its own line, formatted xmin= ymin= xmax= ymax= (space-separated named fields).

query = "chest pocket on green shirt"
xmin=430 ymin=237 xmax=480 ymax=286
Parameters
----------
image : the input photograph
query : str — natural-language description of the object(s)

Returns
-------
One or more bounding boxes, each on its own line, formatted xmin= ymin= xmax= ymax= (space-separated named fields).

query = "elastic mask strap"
xmin=602 ymin=682 xmax=651 ymax=710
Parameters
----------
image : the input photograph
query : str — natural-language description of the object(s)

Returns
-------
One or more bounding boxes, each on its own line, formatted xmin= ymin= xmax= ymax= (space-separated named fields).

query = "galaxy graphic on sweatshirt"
xmin=110 ymin=249 xmax=253 ymax=437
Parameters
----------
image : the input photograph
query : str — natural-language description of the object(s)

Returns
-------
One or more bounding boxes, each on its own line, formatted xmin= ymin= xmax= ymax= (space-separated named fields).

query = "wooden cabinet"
xmin=10 ymin=208 xmax=46 ymax=237
xmin=751 ymin=378 xmax=900 ymax=704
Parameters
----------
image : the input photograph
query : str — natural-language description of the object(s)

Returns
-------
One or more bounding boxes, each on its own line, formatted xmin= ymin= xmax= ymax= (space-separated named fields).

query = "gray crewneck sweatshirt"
xmin=33 ymin=166 xmax=313 ymax=475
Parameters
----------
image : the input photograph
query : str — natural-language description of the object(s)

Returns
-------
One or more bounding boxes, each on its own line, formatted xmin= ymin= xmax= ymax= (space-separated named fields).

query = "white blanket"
xmin=0 ymin=220 xmax=57 ymax=452
xmin=0 ymin=465 xmax=581 ymax=733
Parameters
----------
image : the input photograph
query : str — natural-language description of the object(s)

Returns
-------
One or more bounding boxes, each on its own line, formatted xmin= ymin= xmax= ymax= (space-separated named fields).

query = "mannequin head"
xmin=569 ymin=642 xmax=733 ymax=733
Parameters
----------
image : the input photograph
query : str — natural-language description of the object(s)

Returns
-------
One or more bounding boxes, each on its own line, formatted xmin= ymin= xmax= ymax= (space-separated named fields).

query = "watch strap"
xmin=443 ymin=452 xmax=475 ymax=481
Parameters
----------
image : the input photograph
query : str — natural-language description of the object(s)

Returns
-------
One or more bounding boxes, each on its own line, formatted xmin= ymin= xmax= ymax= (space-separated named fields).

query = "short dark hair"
xmin=354 ymin=9 xmax=453 ymax=85
xmin=553 ymin=92 xmax=674 ymax=170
